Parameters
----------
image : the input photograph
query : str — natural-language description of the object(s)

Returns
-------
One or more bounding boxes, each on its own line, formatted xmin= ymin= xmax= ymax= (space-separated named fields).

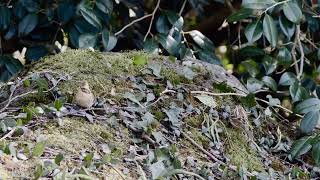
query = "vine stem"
xmin=296 ymin=25 xmax=305 ymax=79
xmin=115 ymin=14 xmax=153 ymax=36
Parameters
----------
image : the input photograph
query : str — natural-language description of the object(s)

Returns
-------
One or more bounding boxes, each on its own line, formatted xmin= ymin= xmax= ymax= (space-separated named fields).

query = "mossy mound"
xmin=0 ymin=49 xmax=265 ymax=179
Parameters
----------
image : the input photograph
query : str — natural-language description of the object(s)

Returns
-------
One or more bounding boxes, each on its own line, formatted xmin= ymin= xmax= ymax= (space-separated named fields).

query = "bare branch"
xmin=143 ymin=0 xmax=161 ymax=41
xmin=115 ymin=14 xmax=153 ymax=36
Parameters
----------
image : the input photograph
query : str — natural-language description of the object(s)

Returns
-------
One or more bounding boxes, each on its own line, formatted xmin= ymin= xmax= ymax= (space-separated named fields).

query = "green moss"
xmin=185 ymin=115 xmax=203 ymax=128
xmin=225 ymin=129 xmax=263 ymax=171
xmin=154 ymin=110 xmax=165 ymax=121
xmin=189 ymin=129 xmax=211 ymax=149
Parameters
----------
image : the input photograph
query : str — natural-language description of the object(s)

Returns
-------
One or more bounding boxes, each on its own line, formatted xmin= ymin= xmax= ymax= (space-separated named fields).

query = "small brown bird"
xmin=74 ymin=81 xmax=95 ymax=108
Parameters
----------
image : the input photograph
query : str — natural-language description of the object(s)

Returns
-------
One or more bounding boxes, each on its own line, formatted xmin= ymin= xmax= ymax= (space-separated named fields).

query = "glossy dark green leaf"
xmin=158 ymin=34 xmax=180 ymax=56
xmin=290 ymin=136 xmax=312 ymax=160
xmin=21 ymin=0 xmax=39 ymax=12
xmin=144 ymin=38 xmax=159 ymax=53
xmin=166 ymin=11 xmax=184 ymax=31
xmin=227 ymin=8 xmax=253 ymax=22
xmin=196 ymin=49 xmax=220 ymax=64
xmin=262 ymin=55 xmax=277 ymax=75
xmin=289 ymin=82 xmax=309 ymax=103
xmin=279 ymin=15 xmax=295 ymax=39
xmin=0 ymin=55 xmax=23 ymax=82
xmin=4 ymin=25 xmax=16 ymax=40
xmin=96 ymin=0 xmax=113 ymax=14
xmin=239 ymin=46 xmax=265 ymax=57
xmin=312 ymin=141 xmax=320 ymax=165
xmin=283 ymin=2 xmax=302 ymax=24
xmin=245 ymin=21 xmax=263 ymax=43
xmin=263 ymin=14 xmax=278 ymax=47
xmin=55 ymin=153 xmax=64 ymax=165
xmin=241 ymin=59 xmax=259 ymax=77
xmin=300 ymin=111 xmax=320 ymax=134
xmin=279 ymin=72 xmax=297 ymax=86
xmin=57 ymin=2 xmax=75 ymax=23
xmin=0 ymin=6 xmax=11 ymax=31
xmin=262 ymin=76 xmax=278 ymax=91
xmin=74 ymin=18 xmax=99 ymax=34
xmin=102 ymin=29 xmax=117 ymax=51
xmin=242 ymin=0 xmax=275 ymax=9
xmin=18 ymin=13 xmax=38 ymax=37
xmin=156 ymin=15 xmax=170 ymax=34
xmin=188 ymin=30 xmax=214 ymax=51
xmin=247 ymin=77 xmax=263 ymax=92
xmin=69 ymin=26 xmax=80 ymax=47
xmin=277 ymin=47 xmax=292 ymax=65
xmin=78 ymin=33 xmax=97 ymax=49
xmin=295 ymin=98 xmax=320 ymax=114
xmin=26 ymin=46 xmax=49 ymax=61
xmin=80 ymin=7 xmax=102 ymax=29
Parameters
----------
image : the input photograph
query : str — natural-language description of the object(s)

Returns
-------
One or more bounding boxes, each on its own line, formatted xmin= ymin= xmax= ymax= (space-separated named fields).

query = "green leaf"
xmin=26 ymin=45 xmax=48 ymax=61
xmin=227 ymin=8 xmax=253 ymax=22
xmin=300 ymin=111 xmax=320 ymax=134
xmin=242 ymin=0 xmax=275 ymax=9
xmin=57 ymin=2 xmax=75 ymax=23
xmin=195 ymin=94 xmax=217 ymax=108
xmin=96 ymin=0 xmax=113 ymax=14
xmin=277 ymin=47 xmax=292 ymax=66
xmin=283 ymin=2 xmax=302 ymax=24
xmin=18 ymin=13 xmax=38 ymax=37
xmin=32 ymin=142 xmax=45 ymax=157
xmin=54 ymin=99 xmax=63 ymax=111
xmin=102 ymin=29 xmax=117 ymax=51
xmin=262 ymin=55 xmax=277 ymax=75
xmin=279 ymin=72 xmax=297 ymax=86
xmin=55 ymin=153 xmax=64 ymax=165
xmin=289 ymin=82 xmax=309 ymax=103
xmin=84 ymin=153 xmax=94 ymax=167
xmin=312 ymin=141 xmax=320 ymax=165
xmin=144 ymin=38 xmax=159 ymax=53
xmin=245 ymin=21 xmax=263 ymax=43
xmin=188 ymin=30 xmax=214 ymax=51
xmin=80 ymin=7 xmax=102 ymax=29
xmin=295 ymin=98 xmax=320 ymax=114
xmin=156 ymin=15 xmax=170 ymax=34
xmin=263 ymin=14 xmax=278 ymax=47
xmin=166 ymin=11 xmax=184 ymax=31
xmin=247 ymin=77 xmax=263 ymax=92
xmin=279 ymin=15 xmax=295 ymax=39
xmin=241 ymin=59 xmax=259 ymax=77
xmin=290 ymin=136 xmax=312 ymax=160
xmin=133 ymin=54 xmax=148 ymax=66
xmin=78 ymin=33 xmax=97 ymax=49
xmin=262 ymin=76 xmax=277 ymax=91
xmin=239 ymin=46 xmax=265 ymax=57
xmin=158 ymin=34 xmax=180 ymax=56
xmin=0 ymin=6 xmax=11 ymax=31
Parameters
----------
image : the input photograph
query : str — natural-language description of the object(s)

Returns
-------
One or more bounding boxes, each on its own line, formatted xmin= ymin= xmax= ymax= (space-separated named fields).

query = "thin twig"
xmin=291 ymin=31 xmax=300 ymax=76
xmin=181 ymin=131 xmax=224 ymax=164
xmin=115 ymin=14 xmax=153 ymax=36
xmin=191 ymin=91 xmax=246 ymax=97
xmin=143 ymin=0 xmax=161 ymax=41
xmin=179 ymin=0 xmax=187 ymax=16
xmin=166 ymin=169 xmax=206 ymax=180
xmin=296 ymin=25 xmax=305 ymax=79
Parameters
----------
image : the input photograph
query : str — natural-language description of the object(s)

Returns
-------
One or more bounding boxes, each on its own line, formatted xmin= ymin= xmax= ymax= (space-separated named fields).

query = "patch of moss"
xmin=213 ymin=82 xmax=235 ymax=93
xmin=190 ymin=129 xmax=211 ymax=149
xmin=185 ymin=115 xmax=203 ymax=128
xmin=225 ymin=129 xmax=263 ymax=171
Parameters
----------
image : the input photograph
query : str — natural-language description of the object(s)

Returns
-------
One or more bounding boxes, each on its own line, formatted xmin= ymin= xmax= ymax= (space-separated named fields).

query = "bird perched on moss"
xmin=74 ymin=81 xmax=95 ymax=108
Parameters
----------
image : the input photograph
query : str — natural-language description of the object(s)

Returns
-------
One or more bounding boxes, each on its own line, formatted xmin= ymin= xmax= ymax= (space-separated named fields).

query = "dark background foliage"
xmin=2 ymin=0 xmax=320 ymax=166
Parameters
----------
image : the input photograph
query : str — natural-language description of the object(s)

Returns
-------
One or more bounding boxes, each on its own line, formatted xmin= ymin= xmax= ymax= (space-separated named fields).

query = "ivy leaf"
xmin=195 ymin=94 xmax=217 ymax=108
xmin=227 ymin=8 xmax=253 ymax=22
xmin=188 ymin=30 xmax=214 ymax=51
xmin=156 ymin=15 xmax=170 ymax=34
xmin=0 ymin=6 xmax=11 ymax=31
xmin=133 ymin=54 xmax=148 ymax=65
xmin=283 ymin=2 xmax=302 ymax=24
xmin=263 ymin=14 xmax=278 ymax=47
xmin=279 ymin=72 xmax=297 ymax=86
xmin=290 ymin=136 xmax=312 ymax=160
xmin=300 ymin=111 xmax=320 ymax=134
xmin=289 ymin=82 xmax=309 ymax=103
xmin=262 ymin=76 xmax=277 ymax=91
xmin=245 ymin=21 xmax=263 ymax=44
xmin=55 ymin=153 xmax=64 ymax=165
xmin=262 ymin=55 xmax=277 ymax=75
xmin=295 ymin=98 xmax=320 ymax=114
xmin=241 ymin=59 xmax=259 ymax=77
xmin=247 ymin=78 xmax=263 ymax=92
xmin=18 ymin=13 xmax=38 ymax=37
xmin=96 ymin=0 xmax=113 ymax=14
xmin=57 ymin=2 xmax=75 ymax=23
